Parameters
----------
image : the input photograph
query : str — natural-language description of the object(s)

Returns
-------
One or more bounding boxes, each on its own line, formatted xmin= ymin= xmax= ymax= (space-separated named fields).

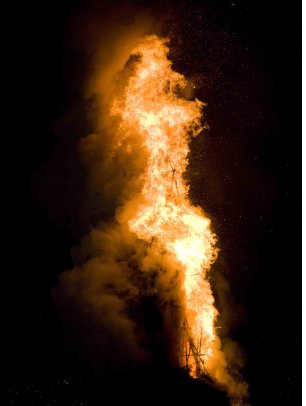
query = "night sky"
xmin=6 ymin=1 xmax=300 ymax=405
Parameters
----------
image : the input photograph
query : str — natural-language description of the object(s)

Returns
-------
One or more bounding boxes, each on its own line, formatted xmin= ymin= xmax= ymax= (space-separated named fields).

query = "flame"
xmin=110 ymin=35 xmax=242 ymax=394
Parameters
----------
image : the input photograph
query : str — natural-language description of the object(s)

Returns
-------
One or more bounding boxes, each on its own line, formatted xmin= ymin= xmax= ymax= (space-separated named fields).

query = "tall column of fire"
xmin=111 ymin=35 xmax=244 ymax=395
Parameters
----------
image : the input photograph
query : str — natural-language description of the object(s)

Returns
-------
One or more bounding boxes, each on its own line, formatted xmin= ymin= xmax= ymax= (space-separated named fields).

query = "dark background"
xmin=6 ymin=0 xmax=300 ymax=405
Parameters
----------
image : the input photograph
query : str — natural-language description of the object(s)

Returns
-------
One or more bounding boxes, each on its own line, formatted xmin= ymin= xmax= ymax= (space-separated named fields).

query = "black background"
xmin=6 ymin=0 xmax=300 ymax=405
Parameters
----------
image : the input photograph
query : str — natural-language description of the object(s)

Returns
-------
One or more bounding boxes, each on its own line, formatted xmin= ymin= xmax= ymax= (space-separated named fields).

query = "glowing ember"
xmin=111 ymin=35 xmax=243 ymax=394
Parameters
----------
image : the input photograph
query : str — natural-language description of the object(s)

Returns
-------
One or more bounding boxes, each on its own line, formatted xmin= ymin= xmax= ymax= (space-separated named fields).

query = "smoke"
xmin=48 ymin=0 xmax=184 ymax=377
xmin=37 ymin=0 xmax=248 ymax=400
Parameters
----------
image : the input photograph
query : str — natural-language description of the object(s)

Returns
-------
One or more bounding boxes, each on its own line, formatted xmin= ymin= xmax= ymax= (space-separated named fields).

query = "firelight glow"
xmin=111 ymin=34 xmax=240 ymax=393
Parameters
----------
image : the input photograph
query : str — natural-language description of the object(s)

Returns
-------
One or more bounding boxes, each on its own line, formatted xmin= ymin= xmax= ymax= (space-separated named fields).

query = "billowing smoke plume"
xmin=40 ymin=0 xmax=248 ymax=400
xmin=51 ymin=1 xmax=182 ymax=377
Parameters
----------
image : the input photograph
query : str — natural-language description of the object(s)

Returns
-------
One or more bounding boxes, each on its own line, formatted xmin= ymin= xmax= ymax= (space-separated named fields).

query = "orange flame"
xmin=111 ymin=35 xmax=246 ymax=395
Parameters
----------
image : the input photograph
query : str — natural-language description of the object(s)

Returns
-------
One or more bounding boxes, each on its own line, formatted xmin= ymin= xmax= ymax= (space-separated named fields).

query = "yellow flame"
xmin=111 ymin=35 xmax=242 ymax=394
